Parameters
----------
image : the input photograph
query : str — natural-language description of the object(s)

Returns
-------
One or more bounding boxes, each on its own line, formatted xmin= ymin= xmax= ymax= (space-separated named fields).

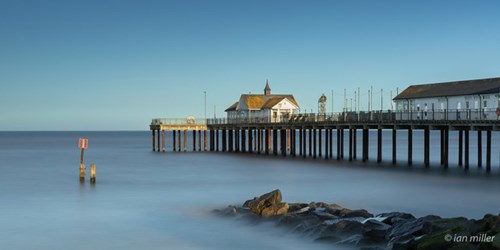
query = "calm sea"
xmin=1 ymin=131 xmax=499 ymax=250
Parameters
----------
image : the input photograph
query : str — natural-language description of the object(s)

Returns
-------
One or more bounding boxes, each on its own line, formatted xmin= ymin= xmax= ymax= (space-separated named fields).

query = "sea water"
xmin=0 ymin=131 xmax=499 ymax=250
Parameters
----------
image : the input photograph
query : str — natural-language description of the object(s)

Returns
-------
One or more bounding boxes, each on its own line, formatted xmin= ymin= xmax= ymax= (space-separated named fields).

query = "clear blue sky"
xmin=2 ymin=0 xmax=500 ymax=130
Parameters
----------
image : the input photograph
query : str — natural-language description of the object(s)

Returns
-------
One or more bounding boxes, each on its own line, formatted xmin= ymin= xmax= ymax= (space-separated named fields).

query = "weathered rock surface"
xmin=214 ymin=190 xmax=500 ymax=250
xmin=243 ymin=189 xmax=289 ymax=217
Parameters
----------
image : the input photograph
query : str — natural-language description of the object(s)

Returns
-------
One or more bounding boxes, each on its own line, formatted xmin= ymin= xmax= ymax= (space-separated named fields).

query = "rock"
xmin=276 ymin=202 xmax=289 ymax=216
xmin=377 ymin=212 xmax=416 ymax=225
xmin=288 ymin=203 xmax=309 ymax=213
xmin=341 ymin=208 xmax=374 ymax=219
xmin=362 ymin=219 xmax=392 ymax=244
xmin=243 ymin=189 xmax=285 ymax=217
xmin=387 ymin=215 xmax=441 ymax=249
xmin=317 ymin=220 xmax=364 ymax=242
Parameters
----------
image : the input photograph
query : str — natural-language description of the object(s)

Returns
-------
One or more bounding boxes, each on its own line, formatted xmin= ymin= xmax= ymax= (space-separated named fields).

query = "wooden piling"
xmin=352 ymin=127 xmax=358 ymax=160
xmin=408 ymin=128 xmax=412 ymax=166
xmin=337 ymin=128 xmax=341 ymax=160
xmin=299 ymin=128 xmax=303 ymax=156
xmin=222 ymin=129 xmax=227 ymax=152
xmin=152 ymin=130 xmax=156 ymax=151
xmin=178 ymin=130 xmax=181 ymax=152
xmin=204 ymin=130 xmax=207 ymax=151
xmin=362 ymin=128 xmax=369 ymax=162
xmin=162 ymin=130 xmax=166 ymax=152
xmin=458 ymin=129 xmax=463 ymax=167
xmin=79 ymin=163 xmax=85 ymax=182
xmin=242 ymin=129 xmax=246 ymax=152
xmin=325 ymin=128 xmax=329 ymax=160
xmin=349 ymin=128 xmax=353 ymax=161
xmin=393 ymin=127 xmax=397 ymax=165
xmin=228 ymin=129 xmax=233 ymax=152
xmin=318 ymin=128 xmax=322 ymax=158
xmin=477 ymin=129 xmax=482 ymax=168
xmin=183 ymin=130 xmax=187 ymax=152
xmin=424 ymin=127 xmax=429 ymax=167
xmin=193 ymin=130 xmax=196 ymax=151
xmin=265 ymin=128 xmax=270 ymax=155
xmin=90 ymin=163 xmax=96 ymax=184
xmin=248 ymin=128 xmax=253 ymax=154
xmin=157 ymin=129 xmax=160 ymax=152
xmin=486 ymin=129 xmax=491 ymax=172
xmin=329 ymin=128 xmax=333 ymax=159
xmin=198 ymin=130 xmax=201 ymax=151
xmin=313 ymin=128 xmax=317 ymax=159
xmin=340 ymin=129 xmax=344 ymax=159
xmin=308 ymin=128 xmax=312 ymax=158
xmin=440 ymin=129 xmax=444 ymax=165
xmin=173 ymin=130 xmax=176 ymax=151
xmin=216 ymin=129 xmax=219 ymax=152
xmin=444 ymin=128 xmax=448 ymax=168
xmin=273 ymin=129 xmax=278 ymax=156
xmin=303 ymin=128 xmax=307 ymax=159
xmin=465 ymin=129 xmax=470 ymax=170
xmin=377 ymin=128 xmax=382 ymax=163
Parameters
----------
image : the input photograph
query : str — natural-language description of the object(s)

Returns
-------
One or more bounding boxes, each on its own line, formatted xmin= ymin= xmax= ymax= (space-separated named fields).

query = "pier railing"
xmin=207 ymin=109 xmax=500 ymax=125
xmin=151 ymin=118 xmax=207 ymax=126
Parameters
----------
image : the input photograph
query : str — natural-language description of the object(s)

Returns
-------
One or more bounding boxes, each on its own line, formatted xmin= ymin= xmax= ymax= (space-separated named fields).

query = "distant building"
xmin=393 ymin=77 xmax=500 ymax=120
xmin=225 ymin=80 xmax=300 ymax=122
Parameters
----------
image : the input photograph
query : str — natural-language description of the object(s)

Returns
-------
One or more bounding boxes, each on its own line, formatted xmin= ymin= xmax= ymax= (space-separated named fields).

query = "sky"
xmin=1 ymin=0 xmax=500 ymax=130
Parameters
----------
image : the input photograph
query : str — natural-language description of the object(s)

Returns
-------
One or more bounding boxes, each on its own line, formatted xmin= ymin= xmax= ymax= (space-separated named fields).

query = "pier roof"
xmin=394 ymin=77 xmax=500 ymax=100
xmin=227 ymin=94 xmax=299 ymax=111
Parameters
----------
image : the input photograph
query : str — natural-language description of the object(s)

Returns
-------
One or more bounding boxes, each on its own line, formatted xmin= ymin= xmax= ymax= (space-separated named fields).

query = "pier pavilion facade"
xmin=225 ymin=81 xmax=300 ymax=123
xmin=394 ymin=77 xmax=500 ymax=121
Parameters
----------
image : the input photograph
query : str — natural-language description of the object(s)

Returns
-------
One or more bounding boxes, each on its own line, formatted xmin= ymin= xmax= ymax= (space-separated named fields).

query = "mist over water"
xmin=1 ymin=131 xmax=499 ymax=250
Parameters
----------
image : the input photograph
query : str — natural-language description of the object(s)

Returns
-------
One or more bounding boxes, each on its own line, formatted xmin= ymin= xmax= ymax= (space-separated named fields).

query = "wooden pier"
xmin=150 ymin=110 xmax=500 ymax=172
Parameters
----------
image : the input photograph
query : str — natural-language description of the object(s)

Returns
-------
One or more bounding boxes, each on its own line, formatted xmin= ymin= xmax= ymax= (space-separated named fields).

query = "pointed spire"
xmin=264 ymin=79 xmax=271 ymax=95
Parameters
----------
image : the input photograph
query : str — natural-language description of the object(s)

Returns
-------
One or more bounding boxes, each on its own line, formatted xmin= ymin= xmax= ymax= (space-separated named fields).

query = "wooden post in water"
xmin=337 ymin=127 xmax=342 ymax=160
xmin=408 ymin=128 xmax=413 ymax=166
xmin=313 ymin=128 xmax=317 ymax=159
xmin=173 ymin=130 xmax=176 ymax=151
xmin=477 ymin=129 xmax=482 ymax=168
xmin=242 ymin=129 xmax=246 ymax=152
xmin=444 ymin=128 xmax=448 ymax=168
xmin=458 ymin=129 xmax=463 ymax=167
xmin=157 ymin=129 xmax=161 ymax=152
xmin=440 ymin=129 xmax=444 ymax=165
xmin=353 ymin=128 xmax=357 ymax=160
xmin=465 ymin=129 xmax=470 ymax=170
xmin=222 ymin=129 xmax=227 ymax=152
xmin=257 ymin=129 xmax=261 ymax=154
xmin=152 ymin=130 xmax=156 ymax=151
xmin=308 ymin=128 xmax=312 ymax=158
xmin=302 ymin=127 xmax=307 ymax=158
xmin=318 ymin=128 xmax=322 ymax=158
xmin=178 ymin=130 xmax=181 ymax=152
xmin=265 ymin=128 xmax=270 ymax=155
xmin=377 ymin=128 xmax=382 ymax=163
xmin=228 ymin=129 xmax=233 ymax=152
xmin=325 ymin=128 xmax=329 ymax=160
xmin=204 ymin=130 xmax=207 ymax=151
xmin=193 ymin=130 xmax=196 ymax=151
xmin=198 ymin=130 xmax=201 ymax=152
xmin=486 ymin=129 xmax=491 ymax=172
xmin=287 ymin=129 xmax=291 ymax=154
xmin=183 ymin=130 xmax=186 ymax=152
xmin=162 ymin=130 xmax=166 ymax=152
xmin=393 ymin=127 xmax=398 ymax=165
xmin=340 ymin=128 xmax=344 ymax=159
xmin=90 ymin=164 xmax=96 ymax=184
xmin=216 ymin=129 xmax=219 ymax=152
xmin=329 ymin=128 xmax=333 ymax=159
xmin=424 ymin=127 xmax=429 ymax=167
xmin=79 ymin=163 xmax=85 ymax=182
xmin=248 ymin=128 xmax=253 ymax=154
xmin=349 ymin=128 xmax=353 ymax=161
xmin=273 ymin=129 xmax=278 ymax=156
xmin=362 ymin=128 xmax=369 ymax=162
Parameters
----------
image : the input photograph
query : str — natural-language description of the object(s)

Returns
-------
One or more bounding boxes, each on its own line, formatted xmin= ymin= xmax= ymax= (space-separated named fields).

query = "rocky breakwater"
xmin=214 ymin=189 xmax=500 ymax=250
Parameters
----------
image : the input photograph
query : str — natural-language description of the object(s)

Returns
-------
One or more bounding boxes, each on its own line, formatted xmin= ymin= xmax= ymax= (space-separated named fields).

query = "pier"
xmin=151 ymin=110 xmax=500 ymax=172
